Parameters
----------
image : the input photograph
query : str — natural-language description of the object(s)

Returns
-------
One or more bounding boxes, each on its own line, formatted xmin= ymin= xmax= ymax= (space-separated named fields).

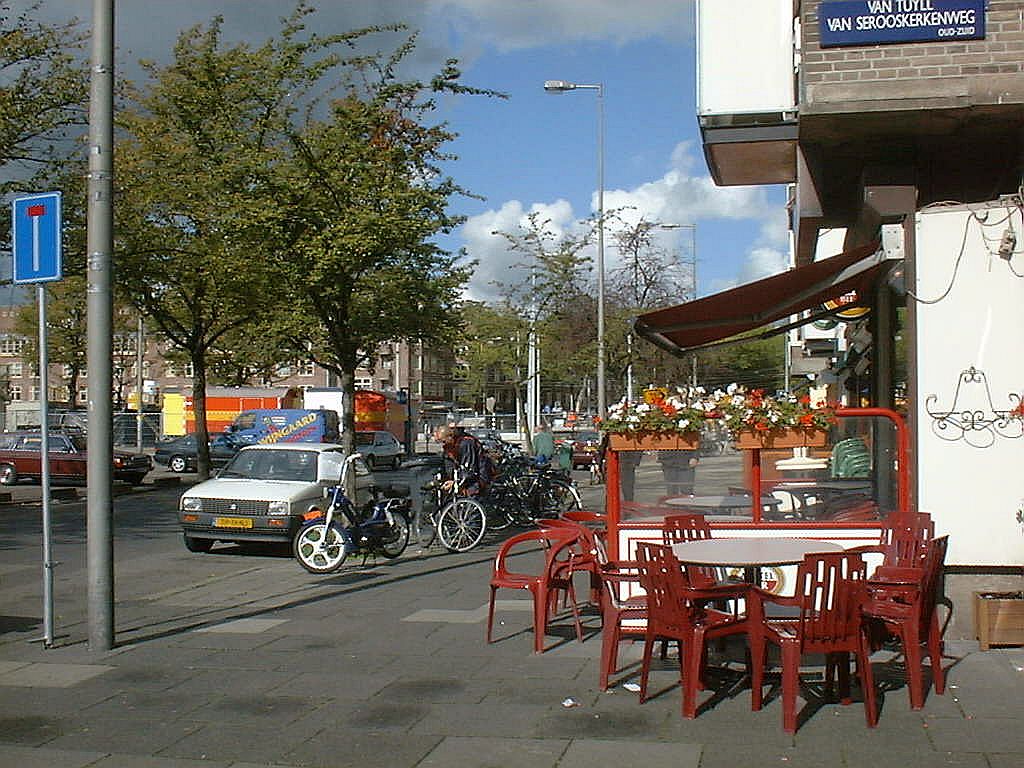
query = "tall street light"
xmin=543 ymin=79 xmax=606 ymax=418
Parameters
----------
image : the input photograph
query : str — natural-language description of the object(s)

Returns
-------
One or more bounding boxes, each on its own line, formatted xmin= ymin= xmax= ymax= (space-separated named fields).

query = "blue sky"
xmin=18 ymin=0 xmax=790 ymax=304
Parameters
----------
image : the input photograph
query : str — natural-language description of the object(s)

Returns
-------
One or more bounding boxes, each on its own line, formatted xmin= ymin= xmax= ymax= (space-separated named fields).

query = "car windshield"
xmin=218 ymin=449 xmax=317 ymax=482
xmin=355 ymin=433 xmax=373 ymax=446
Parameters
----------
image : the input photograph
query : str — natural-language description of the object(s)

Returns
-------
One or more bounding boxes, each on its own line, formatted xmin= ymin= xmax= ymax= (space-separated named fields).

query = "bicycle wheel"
xmin=437 ymin=497 xmax=488 ymax=553
xmin=416 ymin=508 xmax=438 ymax=548
xmin=481 ymin=486 xmax=513 ymax=531
xmin=540 ymin=480 xmax=582 ymax=516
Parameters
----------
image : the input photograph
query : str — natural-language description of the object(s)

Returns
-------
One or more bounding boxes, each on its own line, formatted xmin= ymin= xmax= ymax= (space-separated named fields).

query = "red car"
xmin=0 ymin=429 xmax=152 ymax=486
xmin=567 ymin=429 xmax=601 ymax=469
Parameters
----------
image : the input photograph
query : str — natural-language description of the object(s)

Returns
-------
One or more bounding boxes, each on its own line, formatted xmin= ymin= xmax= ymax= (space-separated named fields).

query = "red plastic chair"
xmin=748 ymin=551 xmax=877 ymax=734
xmin=862 ymin=535 xmax=949 ymax=709
xmin=486 ymin=527 xmax=584 ymax=653
xmin=661 ymin=514 xmax=720 ymax=589
xmin=540 ymin=518 xmax=604 ymax=605
xmin=634 ymin=542 xmax=751 ymax=719
xmin=597 ymin=559 xmax=648 ymax=690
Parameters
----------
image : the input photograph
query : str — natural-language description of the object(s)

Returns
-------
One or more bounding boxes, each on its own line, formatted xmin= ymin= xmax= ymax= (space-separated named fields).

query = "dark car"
xmin=154 ymin=433 xmax=238 ymax=473
xmin=567 ymin=429 xmax=601 ymax=469
xmin=0 ymin=429 xmax=152 ymax=486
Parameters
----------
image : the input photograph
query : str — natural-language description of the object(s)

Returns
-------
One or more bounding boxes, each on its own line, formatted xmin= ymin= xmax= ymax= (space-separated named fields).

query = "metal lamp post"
xmin=543 ymin=79 xmax=606 ymax=418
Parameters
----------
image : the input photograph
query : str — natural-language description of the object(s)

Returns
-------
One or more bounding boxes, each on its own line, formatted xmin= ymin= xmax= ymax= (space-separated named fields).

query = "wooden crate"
xmin=974 ymin=591 xmax=1024 ymax=650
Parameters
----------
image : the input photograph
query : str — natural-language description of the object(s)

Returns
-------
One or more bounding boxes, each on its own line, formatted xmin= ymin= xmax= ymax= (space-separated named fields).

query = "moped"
xmin=293 ymin=453 xmax=411 ymax=574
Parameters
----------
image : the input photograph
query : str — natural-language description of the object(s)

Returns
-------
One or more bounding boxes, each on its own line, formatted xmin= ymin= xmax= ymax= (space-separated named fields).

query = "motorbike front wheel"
xmin=437 ymin=498 xmax=487 ymax=553
xmin=293 ymin=522 xmax=348 ymax=574
xmin=379 ymin=512 xmax=410 ymax=559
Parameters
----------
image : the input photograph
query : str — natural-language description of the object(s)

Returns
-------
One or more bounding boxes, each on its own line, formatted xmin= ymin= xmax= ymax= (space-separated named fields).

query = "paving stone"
xmin=417 ymin=736 xmax=569 ymax=768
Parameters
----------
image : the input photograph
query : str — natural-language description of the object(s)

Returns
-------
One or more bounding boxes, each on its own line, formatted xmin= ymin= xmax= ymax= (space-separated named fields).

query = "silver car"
xmin=354 ymin=430 xmax=405 ymax=471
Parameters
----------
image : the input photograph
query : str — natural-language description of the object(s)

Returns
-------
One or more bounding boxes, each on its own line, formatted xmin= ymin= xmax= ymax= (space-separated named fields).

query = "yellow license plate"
xmin=214 ymin=516 xmax=254 ymax=529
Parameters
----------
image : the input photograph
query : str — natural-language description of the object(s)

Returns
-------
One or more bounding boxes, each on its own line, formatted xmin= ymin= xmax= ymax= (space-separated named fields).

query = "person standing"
xmin=532 ymin=422 xmax=555 ymax=464
xmin=657 ymin=449 xmax=699 ymax=496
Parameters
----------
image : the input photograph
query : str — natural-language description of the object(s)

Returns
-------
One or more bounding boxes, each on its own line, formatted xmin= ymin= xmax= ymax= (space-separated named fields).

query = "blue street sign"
xmin=11 ymin=192 xmax=63 ymax=284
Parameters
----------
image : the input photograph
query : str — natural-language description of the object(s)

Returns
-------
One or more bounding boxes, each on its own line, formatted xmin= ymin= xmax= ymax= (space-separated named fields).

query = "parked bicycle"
xmin=293 ymin=453 xmax=411 ymax=574
xmin=483 ymin=454 xmax=582 ymax=528
xmin=417 ymin=467 xmax=489 ymax=553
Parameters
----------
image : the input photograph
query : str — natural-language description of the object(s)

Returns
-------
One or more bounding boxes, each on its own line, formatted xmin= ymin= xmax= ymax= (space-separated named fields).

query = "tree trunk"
xmin=192 ymin=354 xmax=211 ymax=480
xmin=337 ymin=367 xmax=356 ymax=498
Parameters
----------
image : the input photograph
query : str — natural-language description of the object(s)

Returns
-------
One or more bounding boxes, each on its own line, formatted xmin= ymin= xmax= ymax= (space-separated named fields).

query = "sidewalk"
xmin=0 ymin=525 xmax=1022 ymax=768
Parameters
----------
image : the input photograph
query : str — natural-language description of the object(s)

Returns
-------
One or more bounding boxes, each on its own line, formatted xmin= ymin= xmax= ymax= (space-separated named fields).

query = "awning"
xmin=633 ymin=240 xmax=890 ymax=357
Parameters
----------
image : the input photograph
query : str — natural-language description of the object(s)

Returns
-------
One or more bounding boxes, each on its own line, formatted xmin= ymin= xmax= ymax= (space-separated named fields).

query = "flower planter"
xmin=974 ymin=591 xmax=1024 ymax=650
xmin=733 ymin=427 xmax=828 ymax=450
xmin=607 ymin=432 xmax=700 ymax=452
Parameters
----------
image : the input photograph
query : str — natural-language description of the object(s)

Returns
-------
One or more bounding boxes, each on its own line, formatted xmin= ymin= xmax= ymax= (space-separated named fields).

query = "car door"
xmin=50 ymin=435 xmax=87 ymax=482
xmin=13 ymin=435 xmax=43 ymax=480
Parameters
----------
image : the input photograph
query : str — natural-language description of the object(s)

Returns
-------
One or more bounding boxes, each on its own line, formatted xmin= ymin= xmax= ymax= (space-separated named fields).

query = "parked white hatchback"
xmin=178 ymin=443 xmax=374 ymax=552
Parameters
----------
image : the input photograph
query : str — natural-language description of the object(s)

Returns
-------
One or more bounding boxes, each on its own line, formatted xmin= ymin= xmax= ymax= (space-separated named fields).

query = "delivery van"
xmin=223 ymin=409 xmax=339 ymax=447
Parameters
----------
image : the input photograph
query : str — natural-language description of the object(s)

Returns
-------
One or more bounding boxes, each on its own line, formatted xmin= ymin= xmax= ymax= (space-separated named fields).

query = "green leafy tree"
xmin=456 ymin=301 xmax=523 ymax=415
xmin=0 ymin=1 xmax=87 ymax=242
xmin=263 ymin=33 xmax=501 ymax=449
xmin=114 ymin=12 xmax=315 ymax=477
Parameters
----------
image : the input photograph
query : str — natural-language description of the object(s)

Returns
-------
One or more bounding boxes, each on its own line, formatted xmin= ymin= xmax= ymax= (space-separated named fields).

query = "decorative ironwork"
xmin=925 ymin=367 xmax=1022 ymax=448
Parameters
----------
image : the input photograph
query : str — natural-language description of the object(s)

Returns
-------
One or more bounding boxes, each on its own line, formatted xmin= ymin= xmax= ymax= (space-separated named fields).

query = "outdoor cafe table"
xmin=663 ymin=494 xmax=782 ymax=516
xmin=670 ymin=537 xmax=846 ymax=585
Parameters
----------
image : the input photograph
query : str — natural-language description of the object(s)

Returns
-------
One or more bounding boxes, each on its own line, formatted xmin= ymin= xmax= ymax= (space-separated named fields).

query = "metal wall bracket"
xmin=925 ymin=367 xmax=1022 ymax=448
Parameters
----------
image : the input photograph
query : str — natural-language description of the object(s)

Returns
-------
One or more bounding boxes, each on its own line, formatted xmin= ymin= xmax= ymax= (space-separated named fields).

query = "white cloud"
xmin=460 ymin=199 xmax=578 ymax=303
xmin=427 ymin=0 xmax=692 ymax=51
xmin=461 ymin=142 xmax=791 ymax=302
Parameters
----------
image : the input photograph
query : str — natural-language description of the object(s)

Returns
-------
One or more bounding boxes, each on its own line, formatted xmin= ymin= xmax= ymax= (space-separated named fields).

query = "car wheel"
xmin=183 ymin=534 xmax=213 ymax=553
xmin=0 ymin=463 xmax=16 ymax=486
xmin=169 ymin=455 xmax=188 ymax=473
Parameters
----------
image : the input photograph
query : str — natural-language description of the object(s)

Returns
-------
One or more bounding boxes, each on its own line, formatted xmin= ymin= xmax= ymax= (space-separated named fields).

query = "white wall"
xmin=915 ymin=204 xmax=1024 ymax=566
xmin=697 ymin=0 xmax=795 ymax=118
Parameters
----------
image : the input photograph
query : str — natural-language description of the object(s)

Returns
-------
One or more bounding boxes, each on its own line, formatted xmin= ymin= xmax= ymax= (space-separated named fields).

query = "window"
xmin=0 ymin=336 xmax=26 ymax=356
xmin=8 ymin=385 xmax=21 ymax=401
xmin=30 ymin=386 xmax=40 ymax=401
xmin=77 ymin=388 xmax=88 ymax=404
xmin=1 ymin=362 xmax=23 ymax=377
xmin=299 ymin=361 xmax=316 ymax=377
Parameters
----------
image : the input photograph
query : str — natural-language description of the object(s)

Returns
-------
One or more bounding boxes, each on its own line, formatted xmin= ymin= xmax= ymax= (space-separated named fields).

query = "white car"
xmin=178 ymin=443 xmax=374 ymax=552
xmin=354 ymin=430 xmax=405 ymax=471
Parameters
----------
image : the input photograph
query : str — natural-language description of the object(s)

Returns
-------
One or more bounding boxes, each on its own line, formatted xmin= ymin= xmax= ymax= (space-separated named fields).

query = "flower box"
xmin=733 ymin=427 xmax=828 ymax=450
xmin=608 ymin=432 xmax=700 ymax=452
xmin=974 ymin=591 xmax=1024 ymax=650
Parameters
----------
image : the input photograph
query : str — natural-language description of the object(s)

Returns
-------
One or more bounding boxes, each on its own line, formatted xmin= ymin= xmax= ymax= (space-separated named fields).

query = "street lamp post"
xmin=543 ymin=79 xmax=606 ymax=418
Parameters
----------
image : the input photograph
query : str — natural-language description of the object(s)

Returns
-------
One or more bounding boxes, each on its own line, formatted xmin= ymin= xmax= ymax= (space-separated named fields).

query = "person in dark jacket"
xmin=433 ymin=424 xmax=493 ymax=494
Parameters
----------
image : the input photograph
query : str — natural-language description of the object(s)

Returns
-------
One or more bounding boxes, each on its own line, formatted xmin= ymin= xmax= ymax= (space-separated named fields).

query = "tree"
xmin=114 ymin=13 xmax=308 ymax=477
xmin=0 ymin=1 xmax=87 ymax=243
xmin=455 ymin=301 xmax=523 ymax=415
xmin=263 ymin=31 xmax=501 ymax=449
xmin=490 ymin=210 xmax=597 ymax=416
xmin=603 ymin=214 xmax=696 ymax=399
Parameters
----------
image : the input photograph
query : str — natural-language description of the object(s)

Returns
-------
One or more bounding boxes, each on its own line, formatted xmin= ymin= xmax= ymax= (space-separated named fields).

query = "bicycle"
xmin=416 ymin=467 xmax=488 ymax=553
xmin=488 ymin=456 xmax=582 ymax=525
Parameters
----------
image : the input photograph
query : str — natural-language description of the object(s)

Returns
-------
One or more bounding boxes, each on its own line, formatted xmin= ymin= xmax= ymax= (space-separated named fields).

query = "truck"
xmin=163 ymin=386 xmax=303 ymax=437
xmin=303 ymin=388 xmax=411 ymax=442
xmin=223 ymin=408 xmax=340 ymax=447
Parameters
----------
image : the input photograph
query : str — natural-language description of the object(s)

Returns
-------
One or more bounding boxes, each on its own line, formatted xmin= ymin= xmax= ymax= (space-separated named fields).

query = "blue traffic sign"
xmin=11 ymin=192 xmax=63 ymax=284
